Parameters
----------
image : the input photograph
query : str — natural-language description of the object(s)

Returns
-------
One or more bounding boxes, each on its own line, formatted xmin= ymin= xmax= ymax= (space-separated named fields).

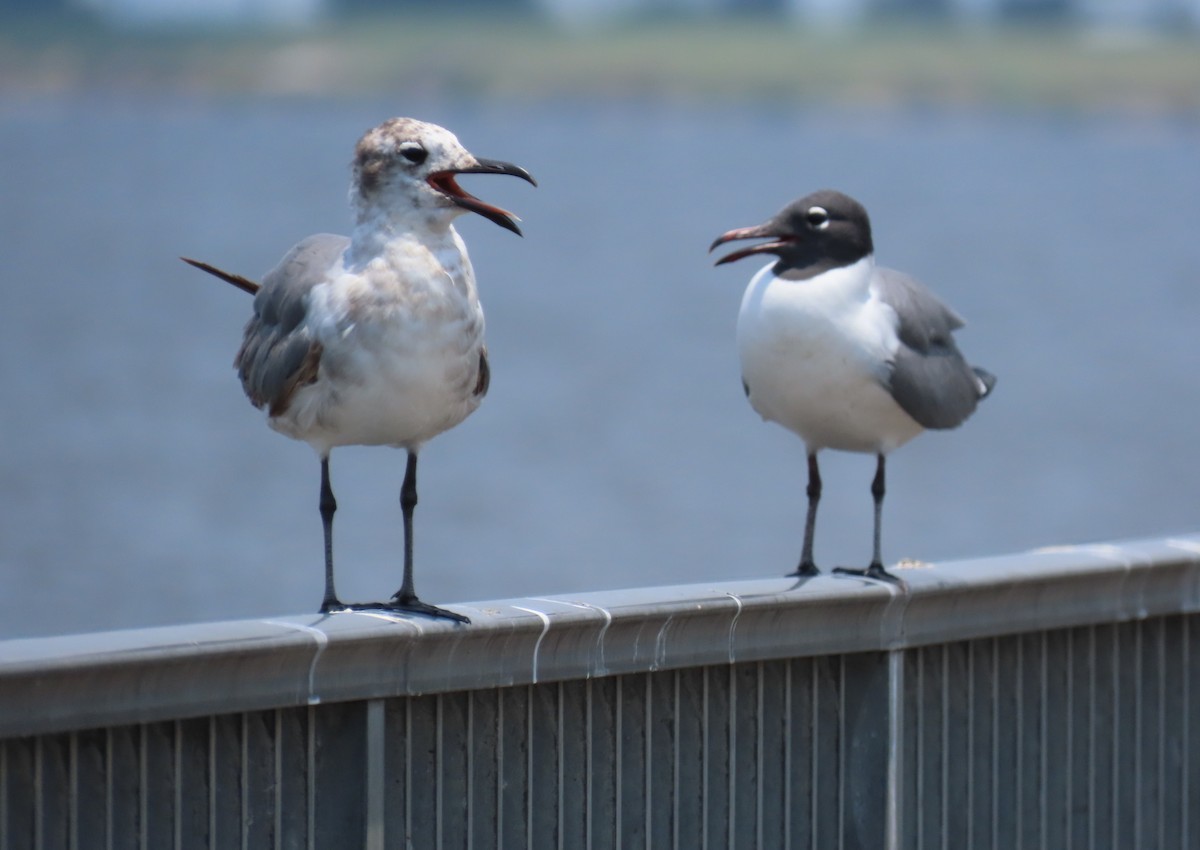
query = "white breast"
xmin=272 ymin=227 xmax=486 ymax=453
xmin=736 ymin=257 xmax=923 ymax=454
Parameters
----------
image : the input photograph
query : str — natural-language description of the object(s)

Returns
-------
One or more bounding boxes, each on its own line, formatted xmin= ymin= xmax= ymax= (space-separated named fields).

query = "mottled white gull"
xmin=184 ymin=117 xmax=535 ymax=622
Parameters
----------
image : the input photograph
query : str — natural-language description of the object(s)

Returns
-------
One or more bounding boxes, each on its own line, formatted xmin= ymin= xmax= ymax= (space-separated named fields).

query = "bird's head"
xmin=710 ymin=189 xmax=873 ymax=274
xmin=351 ymin=117 xmax=536 ymax=236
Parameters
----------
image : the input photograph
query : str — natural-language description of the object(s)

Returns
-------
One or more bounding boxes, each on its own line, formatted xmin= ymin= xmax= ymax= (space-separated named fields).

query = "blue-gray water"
xmin=1 ymin=95 xmax=1197 ymax=639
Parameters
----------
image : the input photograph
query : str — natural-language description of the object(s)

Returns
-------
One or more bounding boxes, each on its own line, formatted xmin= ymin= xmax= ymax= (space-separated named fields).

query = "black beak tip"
xmin=471 ymin=158 xmax=537 ymax=187
xmin=503 ymin=164 xmax=535 ymax=188
xmin=709 ymin=230 xmax=741 ymax=260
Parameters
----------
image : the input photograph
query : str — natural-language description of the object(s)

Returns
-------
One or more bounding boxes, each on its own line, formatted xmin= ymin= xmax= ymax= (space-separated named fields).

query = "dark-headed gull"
xmin=711 ymin=189 xmax=994 ymax=582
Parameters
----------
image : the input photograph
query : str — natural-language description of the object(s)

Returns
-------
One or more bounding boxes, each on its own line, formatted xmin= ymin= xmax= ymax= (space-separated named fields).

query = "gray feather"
xmin=235 ymin=234 xmax=350 ymax=414
xmin=874 ymin=267 xmax=994 ymax=430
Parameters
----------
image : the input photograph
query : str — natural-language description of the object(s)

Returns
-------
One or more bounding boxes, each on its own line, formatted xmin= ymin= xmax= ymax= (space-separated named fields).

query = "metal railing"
xmin=2 ymin=533 xmax=1198 ymax=849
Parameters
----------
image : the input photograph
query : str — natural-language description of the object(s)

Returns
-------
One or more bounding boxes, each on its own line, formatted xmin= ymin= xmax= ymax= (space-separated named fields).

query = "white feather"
xmin=736 ymin=255 xmax=924 ymax=454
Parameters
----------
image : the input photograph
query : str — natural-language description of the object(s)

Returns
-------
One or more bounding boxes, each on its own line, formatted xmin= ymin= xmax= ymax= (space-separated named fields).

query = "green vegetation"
xmin=2 ymin=11 xmax=1197 ymax=111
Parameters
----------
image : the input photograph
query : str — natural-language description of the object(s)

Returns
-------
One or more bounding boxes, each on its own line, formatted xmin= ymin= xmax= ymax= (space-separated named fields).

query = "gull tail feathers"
xmin=181 ymin=257 xmax=260 ymax=296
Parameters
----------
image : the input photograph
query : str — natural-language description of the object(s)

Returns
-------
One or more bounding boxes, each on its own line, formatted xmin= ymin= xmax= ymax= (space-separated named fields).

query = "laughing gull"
xmin=183 ymin=117 xmax=535 ymax=623
xmin=710 ymin=189 xmax=995 ymax=582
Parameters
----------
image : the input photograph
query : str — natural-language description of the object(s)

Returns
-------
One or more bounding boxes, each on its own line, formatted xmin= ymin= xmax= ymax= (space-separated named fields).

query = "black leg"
xmin=395 ymin=449 xmax=419 ymax=603
xmin=386 ymin=450 xmax=470 ymax=623
xmin=834 ymin=453 xmax=902 ymax=583
xmin=791 ymin=452 xmax=821 ymax=577
xmin=317 ymin=455 xmax=344 ymax=612
xmin=869 ymin=453 xmax=886 ymax=572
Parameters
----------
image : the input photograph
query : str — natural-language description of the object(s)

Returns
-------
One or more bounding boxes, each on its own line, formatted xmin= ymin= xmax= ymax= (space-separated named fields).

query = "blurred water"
xmin=1 ymin=95 xmax=1197 ymax=639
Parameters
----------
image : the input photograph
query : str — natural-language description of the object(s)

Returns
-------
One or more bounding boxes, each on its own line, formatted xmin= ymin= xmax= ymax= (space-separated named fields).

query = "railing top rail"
xmin=3 ymin=534 xmax=1199 ymax=738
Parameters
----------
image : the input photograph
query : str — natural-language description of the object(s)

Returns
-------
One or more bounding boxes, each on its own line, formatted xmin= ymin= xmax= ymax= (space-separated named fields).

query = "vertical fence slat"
xmin=403 ymin=695 xmax=437 ymax=850
xmin=1114 ymin=621 xmax=1139 ymax=850
xmin=992 ymin=636 xmax=1018 ymax=850
xmin=731 ymin=662 xmax=758 ymax=849
xmin=81 ymin=728 xmax=111 ymax=848
xmin=968 ymin=639 xmax=995 ymax=850
xmin=529 ymin=682 xmax=559 ymax=847
xmin=174 ymin=719 xmax=209 ymax=850
xmin=1091 ymin=624 xmax=1117 ymax=850
xmin=587 ymin=676 xmax=617 ymax=850
xmin=499 ymin=686 xmax=529 ymax=849
xmin=208 ymin=715 xmax=240 ymax=850
xmin=382 ymin=699 xmax=407 ymax=850
xmin=469 ymin=689 xmax=500 ymax=850
xmin=2 ymin=740 xmax=34 ymax=850
xmin=1042 ymin=630 xmax=1069 ymax=850
xmin=559 ymin=680 xmax=588 ymax=850
xmin=1016 ymin=632 xmax=1041 ymax=849
xmin=274 ymin=707 xmax=308 ymax=850
xmin=841 ymin=652 xmax=889 ymax=850
xmin=107 ymin=725 xmax=140 ymax=850
xmin=786 ymin=657 xmax=815 ymax=850
xmin=647 ymin=670 xmax=675 ymax=849
xmin=1067 ymin=627 xmax=1090 ymax=850
xmin=703 ymin=664 xmax=731 ymax=850
xmin=440 ymin=692 xmax=471 ymax=850
xmin=812 ymin=656 xmax=840 ymax=850
xmin=1159 ymin=617 xmax=1185 ymax=850
xmin=916 ymin=645 xmax=943 ymax=850
xmin=1186 ymin=615 xmax=1198 ymax=850
xmin=311 ymin=702 xmax=366 ymax=848
xmin=900 ymin=648 xmax=921 ymax=850
xmin=140 ymin=723 xmax=175 ymax=850
xmin=38 ymin=734 xmax=70 ymax=850
xmin=674 ymin=669 xmax=704 ymax=850
xmin=943 ymin=643 xmax=969 ymax=848
xmin=617 ymin=673 xmax=646 ymax=849
xmin=240 ymin=711 xmax=275 ymax=850
xmin=758 ymin=660 xmax=787 ymax=850
xmin=1139 ymin=618 xmax=1164 ymax=850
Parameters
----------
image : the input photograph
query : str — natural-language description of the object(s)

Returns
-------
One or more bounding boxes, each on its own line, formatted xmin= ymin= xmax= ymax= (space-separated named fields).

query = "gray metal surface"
xmin=1 ymin=533 xmax=1199 ymax=848
xmin=898 ymin=617 xmax=1198 ymax=850
xmin=2 ymin=658 xmax=898 ymax=849
xmin=2 ymin=534 xmax=1198 ymax=739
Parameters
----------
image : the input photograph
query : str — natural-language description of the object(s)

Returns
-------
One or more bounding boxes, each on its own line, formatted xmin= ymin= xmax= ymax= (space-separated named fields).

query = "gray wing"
xmin=874 ymin=267 xmax=995 ymax=430
xmin=235 ymin=234 xmax=350 ymax=417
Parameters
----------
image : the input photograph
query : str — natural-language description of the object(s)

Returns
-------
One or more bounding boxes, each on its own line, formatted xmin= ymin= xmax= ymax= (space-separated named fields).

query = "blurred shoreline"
xmin=2 ymin=12 xmax=1198 ymax=114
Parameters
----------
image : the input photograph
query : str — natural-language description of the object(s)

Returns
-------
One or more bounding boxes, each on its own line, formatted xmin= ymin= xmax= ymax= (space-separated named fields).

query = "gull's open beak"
xmin=709 ymin=223 xmax=798 ymax=266
xmin=428 ymin=158 xmax=537 ymax=236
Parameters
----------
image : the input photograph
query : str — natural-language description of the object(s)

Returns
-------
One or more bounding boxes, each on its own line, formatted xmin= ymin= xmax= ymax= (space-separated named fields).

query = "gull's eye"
xmin=398 ymin=142 xmax=428 ymax=165
xmin=806 ymin=206 xmax=829 ymax=230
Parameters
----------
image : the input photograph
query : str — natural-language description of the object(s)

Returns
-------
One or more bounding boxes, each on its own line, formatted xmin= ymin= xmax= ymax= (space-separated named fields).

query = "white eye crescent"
xmin=806 ymin=206 xmax=829 ymax=230
xmin=398 ymin=141 xmax=428 ymax=165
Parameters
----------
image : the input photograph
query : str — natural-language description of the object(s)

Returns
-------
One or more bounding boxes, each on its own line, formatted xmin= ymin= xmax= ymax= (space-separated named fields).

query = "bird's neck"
xmin=347 ymin=203 xmax=463 ymax=264
xmin=352 ymin=191 xmax=458 ymax=235
xmin=776 ymin=252 xmax=874 ymax=289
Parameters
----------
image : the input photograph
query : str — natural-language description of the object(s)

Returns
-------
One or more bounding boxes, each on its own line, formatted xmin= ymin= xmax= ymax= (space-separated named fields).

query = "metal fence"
xmin=2 ymin=533 xmax=1198 ymax=849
